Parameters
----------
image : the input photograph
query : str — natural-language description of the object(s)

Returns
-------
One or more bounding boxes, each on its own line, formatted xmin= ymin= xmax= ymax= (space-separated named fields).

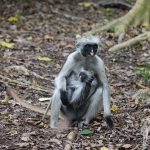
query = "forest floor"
xmin=0 ymin=0 xmax=150 ymax=150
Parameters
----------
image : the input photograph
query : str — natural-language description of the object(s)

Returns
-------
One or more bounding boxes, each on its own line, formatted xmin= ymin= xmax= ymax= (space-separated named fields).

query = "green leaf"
xmin=108 ymin=26 xmax=116 ymax=33
xmin=80 ymin=129 xmax=94 ymax=135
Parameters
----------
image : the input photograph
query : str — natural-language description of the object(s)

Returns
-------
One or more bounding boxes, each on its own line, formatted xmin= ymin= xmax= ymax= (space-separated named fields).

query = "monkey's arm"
xmin=50 ymin=52 xmax=77 ymax=128
xmin=55 ymin=53 xmax=76 ymax=91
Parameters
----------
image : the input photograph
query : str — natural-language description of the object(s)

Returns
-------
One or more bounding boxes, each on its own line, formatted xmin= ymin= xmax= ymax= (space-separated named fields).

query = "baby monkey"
xmin=60 ymin=69 xmax=97 ymax=127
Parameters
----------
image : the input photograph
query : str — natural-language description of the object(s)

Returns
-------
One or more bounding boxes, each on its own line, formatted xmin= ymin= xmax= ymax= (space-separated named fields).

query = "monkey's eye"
xmin=84 ymin=44 xmax=90 ymax=49
xmin=93 ymin=44 xmax=98 ymax=51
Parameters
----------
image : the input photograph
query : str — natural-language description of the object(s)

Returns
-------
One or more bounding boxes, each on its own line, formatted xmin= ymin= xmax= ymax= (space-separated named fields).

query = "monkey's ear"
xmin=75 ymin=42 xmax=83 ymax=52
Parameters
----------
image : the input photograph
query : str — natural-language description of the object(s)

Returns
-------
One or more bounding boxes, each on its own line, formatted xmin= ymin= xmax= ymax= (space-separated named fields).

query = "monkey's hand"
xmin=60 ymin=90 xmax=70 ymax=106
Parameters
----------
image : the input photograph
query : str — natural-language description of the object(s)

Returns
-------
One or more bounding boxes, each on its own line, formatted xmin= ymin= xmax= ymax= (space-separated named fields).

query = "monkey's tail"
xmin=105 ymin=115 xmax=114 ymax=129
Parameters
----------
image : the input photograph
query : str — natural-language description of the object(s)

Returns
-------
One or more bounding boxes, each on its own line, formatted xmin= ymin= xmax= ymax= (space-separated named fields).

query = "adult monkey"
xmin=50 ymin=36 xmax=113 ymax=129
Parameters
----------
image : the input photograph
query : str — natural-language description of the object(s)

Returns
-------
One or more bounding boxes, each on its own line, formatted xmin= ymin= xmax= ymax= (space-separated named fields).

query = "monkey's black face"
xmin=81 ymin=44 xmax=98 ymax=57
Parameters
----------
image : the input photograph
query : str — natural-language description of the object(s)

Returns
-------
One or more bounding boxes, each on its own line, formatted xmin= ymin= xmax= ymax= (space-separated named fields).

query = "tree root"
xmin=108 ymin=31 xmax=150 ymax=51
xmin=84 ymin=0 xmax=150 ymax=43
xmin=0 ymin=75 xmax=50 ymax=93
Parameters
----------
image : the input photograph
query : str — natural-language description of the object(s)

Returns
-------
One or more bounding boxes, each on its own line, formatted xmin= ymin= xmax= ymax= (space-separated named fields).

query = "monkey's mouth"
xmin=90 ymin=50 xmax=95 ymax=56
xmin=90 ymin=51 xmax=94 ymax=56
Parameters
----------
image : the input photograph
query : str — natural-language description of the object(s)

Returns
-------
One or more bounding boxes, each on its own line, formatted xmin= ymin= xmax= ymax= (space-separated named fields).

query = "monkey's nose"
xmin=90 ymin=50 xmax=94 ymax=55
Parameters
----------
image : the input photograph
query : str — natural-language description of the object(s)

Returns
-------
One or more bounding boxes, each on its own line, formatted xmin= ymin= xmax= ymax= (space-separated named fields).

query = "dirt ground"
xmin=0 ymin=0 xmax=150 ymax=150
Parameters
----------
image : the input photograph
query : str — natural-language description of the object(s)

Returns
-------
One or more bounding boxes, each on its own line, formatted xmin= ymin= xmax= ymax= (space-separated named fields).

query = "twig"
xmin=132 ymin=144 xmax=140 ymax=150
xmin=136 ymin=83 xmax=149 ymax=90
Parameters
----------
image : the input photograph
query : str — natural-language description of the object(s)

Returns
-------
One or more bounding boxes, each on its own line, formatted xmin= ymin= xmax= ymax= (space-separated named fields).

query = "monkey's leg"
xmin=83 ymin=87 xmax=103 ymax=125
xmin=50 ymin=89 xmax=62 ymax=128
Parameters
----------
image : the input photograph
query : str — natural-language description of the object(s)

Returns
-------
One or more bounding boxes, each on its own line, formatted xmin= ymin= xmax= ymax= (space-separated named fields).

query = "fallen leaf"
xmin=37 ymin=57 xmax=52 ymax=62
xmin=122 ymin=144 xmax=132 ymax=148
xmin=50 ymin=138 xmax=62 ymax=145
xmin=21 ymin=133 xmax=30 ymax=142
xmin=1 ymin=93 xmax=8 ymax=104
xmin=16 ymin=142 xmax=30 ymax=147
xmin=80 ymin=129 xmax=94 ymax=135
xmin=100 ymin=146 xmax=109 ymax=150
xmin=38 ymin=97 xmax=51 ymax=102
xmin=111 ymin=104 xmax=119 ymax=112
xmin=0 ymin=41 xmax=14 ymax=48
xmin=78 ymin=2 xmax=96 ymax=7
xmin=44 ymin=34 xmax=54 ymax=40
xmin=135 ymin=99 xmax=140 ymax=105
xmin=112 ymin=58 xmax=116 ymax=62
xmin=7 ymin=16 xmax=19 ymax=22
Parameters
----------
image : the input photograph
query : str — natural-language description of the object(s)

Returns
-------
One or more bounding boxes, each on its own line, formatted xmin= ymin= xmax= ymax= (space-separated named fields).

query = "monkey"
xmin=60 ymin=69 xmax=95 ymax=107
xmin=60 ymin=69 xmax=98 ymax=127
xmin=50 ymin=36 xmax=113 ymax=129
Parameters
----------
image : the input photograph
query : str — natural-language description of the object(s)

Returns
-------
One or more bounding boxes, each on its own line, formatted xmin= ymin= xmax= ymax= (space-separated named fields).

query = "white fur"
xmin=76 ymin=36 xmax=100 ymax=51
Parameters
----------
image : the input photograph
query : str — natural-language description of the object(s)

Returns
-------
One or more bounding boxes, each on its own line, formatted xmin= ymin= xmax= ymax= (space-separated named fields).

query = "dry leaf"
xmin=111 ymin=104 xmax=119 ymax=112
xmin=100 ymin=146 xmax=109 ymax=150
xmin=78 ymin=2 xmax=96 ymax=7
xmin=37 ymin=57 xmax=52 ymax=62
xmin=7 ymin=16 xmax=19 ymax=22
xmin=38 ymin=97 xmax=51 ymax=102
xmin=112 ymin=58 xmax=116 ymax=62
xmin=122 ymin=144 xmax=132 ymax=148
xmin=0 ymin=41 xmax=14 ymax=48
xmin=67 ymin=131 xmax=76 ymax=142
xmin=21 ymin=133 xmax=30 ymax=142
xmin=50 ymin=138 xmax=62 ymax=145
xmin=135 ymin=99 xmax=140 ymax=105
xmin=16 ymin=142 xmax=30 ymax=147
xmin=1 ymin=94 xmax=8 ymax=104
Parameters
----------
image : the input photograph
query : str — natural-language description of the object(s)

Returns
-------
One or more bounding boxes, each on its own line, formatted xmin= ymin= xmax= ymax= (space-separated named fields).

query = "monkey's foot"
xmin=71 ymin=121 xmax=85 ymax=129
xmin=50 ymin=122 xmax=57 ymax=128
